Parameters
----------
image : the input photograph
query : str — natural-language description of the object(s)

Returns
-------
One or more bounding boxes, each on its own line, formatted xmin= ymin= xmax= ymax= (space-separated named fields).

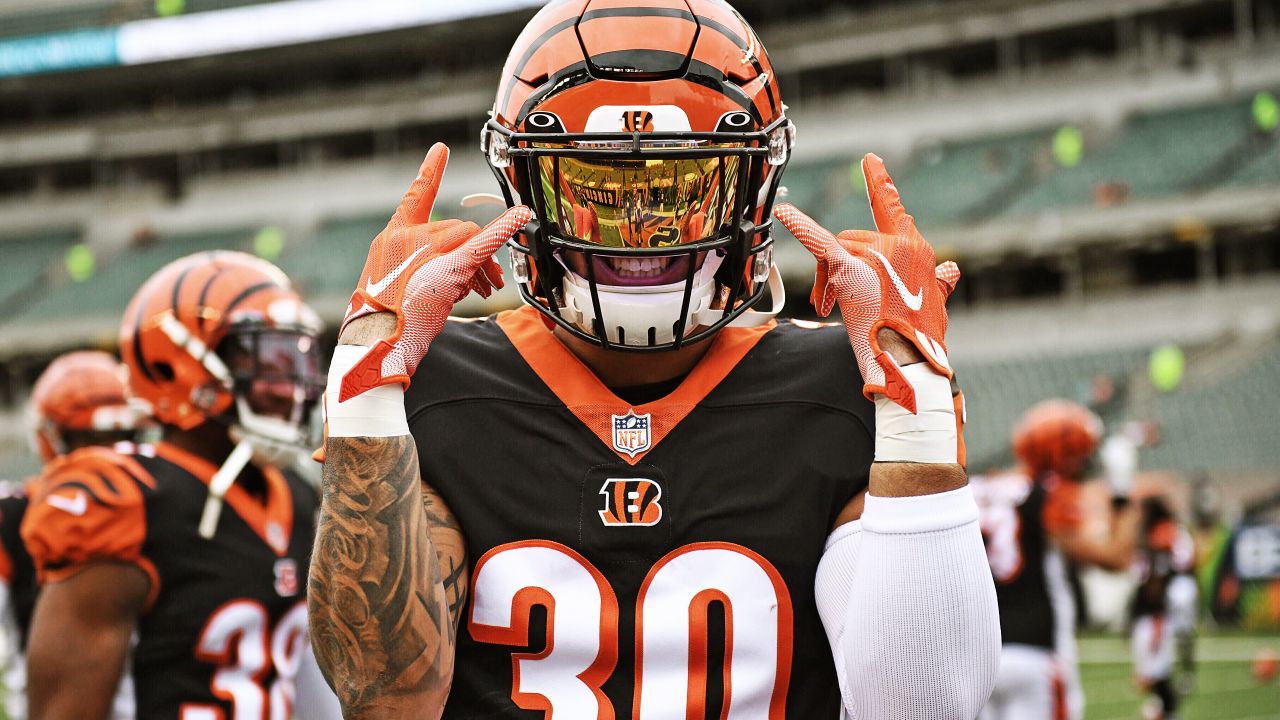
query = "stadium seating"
xmin=11 ymin=228 xmax=253 ymax=321
xmin=276 ymin=214 xmax=385 ymax=297
xmin=895 ymin=128 xmax=1051 ymax=229
xmin=961 ymin=347 xmax=1151 ymax=471
xmin=0 ymin=230 xmax=78 ymax=313
xmin=1227 ymin=131 xmax=1280 ymax=186
xmin=1144 ymin=338 xmax=1280 ymax=473
xmin=780 ymin=126 xmax=1053 ymax=237
xmin=1005 ymin=98 xmax=1259 ymax=216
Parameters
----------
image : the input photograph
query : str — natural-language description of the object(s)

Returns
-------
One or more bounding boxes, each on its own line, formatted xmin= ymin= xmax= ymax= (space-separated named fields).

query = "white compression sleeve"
xmin=815 ymin=520 xmax=864 ymax=718
xmin=819 ymin=487 xmax=1001 ymax=719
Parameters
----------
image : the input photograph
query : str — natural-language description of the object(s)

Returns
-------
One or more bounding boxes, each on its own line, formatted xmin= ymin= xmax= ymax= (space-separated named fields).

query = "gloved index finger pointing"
xmin=394 ymin=142 xmax=450 ymax=227
xmin=773 ymin=203 xmax=836 ymax=260
xmin=861 ymin=153 xmax=918 ymax=237
xmin=463 ymin=205 xmax=535 ymax=262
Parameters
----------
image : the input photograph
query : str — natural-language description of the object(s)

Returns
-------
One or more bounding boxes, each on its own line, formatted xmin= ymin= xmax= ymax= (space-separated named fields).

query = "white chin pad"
xmin=559 ymin=253 xmax=723 ymax=346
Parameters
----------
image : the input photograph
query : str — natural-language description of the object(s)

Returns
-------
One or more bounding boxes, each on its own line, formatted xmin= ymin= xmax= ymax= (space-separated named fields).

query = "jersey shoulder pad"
xmin=21 ymin=446 xmax=156 ymax=589
xmin=706 ymin=319 xmax=867 ymax=415
xmin=409 ymin=312 xmax=551 ymax=409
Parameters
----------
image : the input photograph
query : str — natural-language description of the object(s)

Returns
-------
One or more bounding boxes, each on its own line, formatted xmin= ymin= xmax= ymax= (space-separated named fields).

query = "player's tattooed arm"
xmin=424 ymin=487 xmax=469 ymax=631
xmin=309 ymin=434 xmax=465 ymax=720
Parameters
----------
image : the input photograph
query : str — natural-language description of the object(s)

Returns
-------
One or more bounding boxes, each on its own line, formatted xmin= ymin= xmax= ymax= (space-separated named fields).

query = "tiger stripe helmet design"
xmin=484 ymin=0 xmax=794 ymax=351
xmin=119 ymin=251 xmax=322 ymax=431
xmin=28 ymin=350 xmax=149 ymax=463
xmin=1012 ymin=399 xmax=1104 ymax=481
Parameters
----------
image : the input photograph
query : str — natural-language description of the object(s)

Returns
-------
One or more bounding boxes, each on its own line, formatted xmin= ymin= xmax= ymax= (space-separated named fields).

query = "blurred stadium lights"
xmin=0 ymin=0 xmax=546 ymax=78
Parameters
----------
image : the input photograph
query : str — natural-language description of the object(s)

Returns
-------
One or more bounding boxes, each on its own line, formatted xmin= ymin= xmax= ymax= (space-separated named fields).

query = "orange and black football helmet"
xmin=1012 ymin=399 xmax=1104 ymax=481
xmin=28 ymin=350 xmax=151 ymax=463
xmin=119 ymin=251 xmax=324 ymax=458
xmin=483 ymin=0 xmax=793 ymax=351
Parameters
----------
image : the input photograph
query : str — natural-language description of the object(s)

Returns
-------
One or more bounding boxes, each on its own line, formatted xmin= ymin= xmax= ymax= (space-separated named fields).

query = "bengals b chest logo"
xmin=598 ymin=478 xmax=663 ymax=527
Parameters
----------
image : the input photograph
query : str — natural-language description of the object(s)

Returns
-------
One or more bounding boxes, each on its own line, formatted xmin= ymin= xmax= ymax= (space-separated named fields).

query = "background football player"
xmin=309 ymin=2 xmax=1000 ymax=719
xmin=0 ymin=350 xmax=150 ymax=720
xmin=21 ymin=252 xmax=328 ymax=720
xmin=975 ymin=399 xmax=1142 ymax=720
xmin=1130 ymin=494 xmax=1196 ymax=720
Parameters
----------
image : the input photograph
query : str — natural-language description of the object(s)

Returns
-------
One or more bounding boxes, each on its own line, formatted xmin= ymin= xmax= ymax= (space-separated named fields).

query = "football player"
xmin=308 ymin=2 xmax=1000 ymax=719
xmin=22 ymin=252 xmax=326 ymax=719
xmin=1130 ymin=495 xmax=1195 ymax=720
xmin=2 ymin=350 xmax=151 ymax=720
xmin=975 ymin=400 xmax=1142 ymax=720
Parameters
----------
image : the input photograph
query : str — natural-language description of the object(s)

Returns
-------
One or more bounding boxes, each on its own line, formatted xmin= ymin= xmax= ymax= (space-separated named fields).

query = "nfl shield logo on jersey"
xmin=274 ymin=558 xmax=299 ymax=597
xmin=612 ymin=410 xmax=651 ymax=458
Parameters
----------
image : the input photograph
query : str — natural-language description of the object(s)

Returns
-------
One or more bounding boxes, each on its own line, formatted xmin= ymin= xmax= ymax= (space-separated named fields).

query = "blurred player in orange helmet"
xmin=976 ymin=399 xmax=1142 ymax=720
xmin=21 ymin=251 xmax=336 ymax=720
xmin=2 ymin=350 xmax=150 ymax=720
xmin=27 ymin=350 xmax=152 ymax=463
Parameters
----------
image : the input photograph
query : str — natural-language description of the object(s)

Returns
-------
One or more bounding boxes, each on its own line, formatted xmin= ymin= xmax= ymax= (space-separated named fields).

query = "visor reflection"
xmin=539 ymin=155 xmax=739 ymax=248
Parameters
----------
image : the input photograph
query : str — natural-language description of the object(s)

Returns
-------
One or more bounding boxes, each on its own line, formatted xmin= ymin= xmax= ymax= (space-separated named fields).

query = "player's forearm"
xmin=1062 ymin=503 xmax=1141 ymax=571
xmin=309 ymin=435 xmax=455 ymax=719
xmin=870 ymin=461 xmax=966 ymax=497
xmin=27 ymin=565 xmax=146 ymax=720
xmin=29 ymin=638 xmax=129 ymax=720
xmin=836 ymin=489 xmax=1001 ymax=718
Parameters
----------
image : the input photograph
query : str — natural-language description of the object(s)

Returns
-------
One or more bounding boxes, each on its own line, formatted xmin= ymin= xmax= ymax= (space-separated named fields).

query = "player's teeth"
xmin=606 ymin=257 xmax=672 ymax=278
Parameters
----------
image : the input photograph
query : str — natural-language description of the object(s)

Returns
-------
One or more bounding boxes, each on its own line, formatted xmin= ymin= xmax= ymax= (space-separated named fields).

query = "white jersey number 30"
xmin=469 ymin=541 xmax=793 ymax=719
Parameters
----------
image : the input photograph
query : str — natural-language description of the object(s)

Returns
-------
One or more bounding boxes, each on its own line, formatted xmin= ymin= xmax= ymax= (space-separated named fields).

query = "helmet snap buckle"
xmin=509 ymin=247 xmax=532 ymax=284
xmin=752 ymin=245 xmax=773 ymax=284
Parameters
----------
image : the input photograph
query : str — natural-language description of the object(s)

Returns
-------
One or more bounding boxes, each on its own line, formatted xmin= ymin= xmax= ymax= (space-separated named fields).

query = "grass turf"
xmin=1080 ymin=633 xmax=1280 ymax=719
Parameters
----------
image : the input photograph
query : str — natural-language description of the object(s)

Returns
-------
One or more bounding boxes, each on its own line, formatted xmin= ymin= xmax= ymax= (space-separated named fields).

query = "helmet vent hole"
xmin=649 ymin=327 xmax=658 ymax=346
xmin=617 ymin=327 xmax=626 ymax=345
xmin=153 ymin=362 xmax=175 ymax=381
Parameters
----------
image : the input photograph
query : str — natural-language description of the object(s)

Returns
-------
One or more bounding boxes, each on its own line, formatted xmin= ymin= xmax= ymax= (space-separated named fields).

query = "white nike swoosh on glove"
xmin=869 ymin=249 xmax=923 ymax=311
xmin=47 ymin=491 xmax=88 ymax=516
xmin=365 ymin=245 xmax=430 ymax=296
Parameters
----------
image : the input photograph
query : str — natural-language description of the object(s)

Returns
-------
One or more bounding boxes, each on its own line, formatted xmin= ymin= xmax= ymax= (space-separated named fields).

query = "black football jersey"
xmin=23 ymin=443 xmax=318 ymax=719
xmin=406 ymin=307 xmax=874 ymax=719
xmin=973 ymin=472 xmax=1083 ymax=651
xmin=0 ymin=490 xmax=37 ymax=650
xmin=1131 ymin=519 xmax=1192 ymax=618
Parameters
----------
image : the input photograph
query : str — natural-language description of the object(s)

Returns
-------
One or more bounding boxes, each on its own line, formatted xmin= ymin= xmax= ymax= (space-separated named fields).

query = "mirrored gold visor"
xmin=538 ymin=154 xmax=740 ymax=249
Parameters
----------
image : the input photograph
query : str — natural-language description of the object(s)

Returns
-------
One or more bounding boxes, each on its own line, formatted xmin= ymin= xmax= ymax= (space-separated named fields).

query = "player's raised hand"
xmin=775 ymin=154 xmax=959 ymax=414
xmin=338 ymin=142 xmax=533 ymax=402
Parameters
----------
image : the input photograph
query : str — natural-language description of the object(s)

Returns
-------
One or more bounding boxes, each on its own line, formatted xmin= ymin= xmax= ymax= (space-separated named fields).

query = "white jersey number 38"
xmin=469 ymin=541 xmax=793 ymax=719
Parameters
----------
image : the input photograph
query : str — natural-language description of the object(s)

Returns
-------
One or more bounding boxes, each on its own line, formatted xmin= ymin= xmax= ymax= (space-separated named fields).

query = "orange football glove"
xmin=775 ymin=154 xmax=960 ymax=414
xmin=339 ymin=142 xmax=533 ymax=402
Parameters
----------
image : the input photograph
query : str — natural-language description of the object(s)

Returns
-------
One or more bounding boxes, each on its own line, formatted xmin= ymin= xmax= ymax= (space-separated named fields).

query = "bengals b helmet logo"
xmin=622 ymin=110 xmax=655 ymax=133
xmin=598 ymin=478 xmax=663 ymax=527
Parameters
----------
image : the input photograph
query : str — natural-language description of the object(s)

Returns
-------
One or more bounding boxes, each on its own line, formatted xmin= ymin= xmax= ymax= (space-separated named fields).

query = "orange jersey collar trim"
xmin=497 ymin=305 xmax=775 ymax=465
xmin=153 ymin=443 xmax=295 ymax=556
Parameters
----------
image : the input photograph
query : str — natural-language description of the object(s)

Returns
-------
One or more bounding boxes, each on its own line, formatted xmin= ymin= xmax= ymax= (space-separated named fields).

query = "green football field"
xmin=1080 ymin=632 xmax=1280 ymax=719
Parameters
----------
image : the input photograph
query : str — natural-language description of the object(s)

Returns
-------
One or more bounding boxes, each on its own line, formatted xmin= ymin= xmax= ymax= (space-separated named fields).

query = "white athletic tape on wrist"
xmin=874 ymin=364 xmax=957 ymax=464
xmin=325 ymin=345 xmax=410 ymax=438
xmin=861 ymin=486 xmax=979 ymax=535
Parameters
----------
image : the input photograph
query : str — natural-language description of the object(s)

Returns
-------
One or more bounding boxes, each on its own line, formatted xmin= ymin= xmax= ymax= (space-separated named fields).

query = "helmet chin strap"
xmin=198 ymin=396 xmax=314 ymax=540
xmin=558 ymin=253 xmax=785 ymax=346
xmin=697 ymin=262 xmax=786 ymax=329
xmin=198 ymin=439 xmax=254 ymax=540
